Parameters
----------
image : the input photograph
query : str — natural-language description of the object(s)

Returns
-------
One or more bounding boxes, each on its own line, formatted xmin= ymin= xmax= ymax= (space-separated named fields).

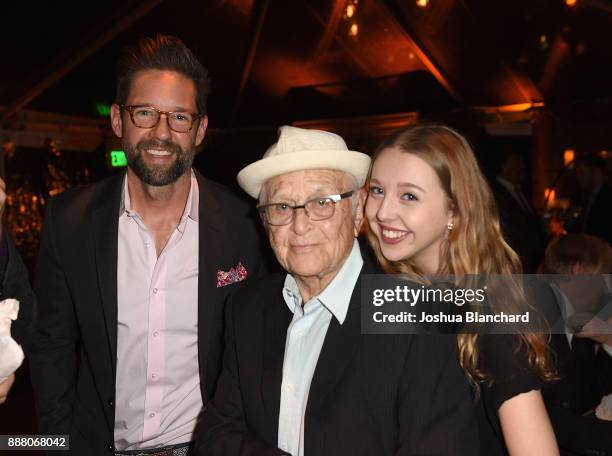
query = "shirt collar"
xmin=496 ymin=176 xmax=516 ymax=193
xmin=550 ymin=282 xmax=576 ymax=320
xmin=282 ymin=239 xmax=363 ymax=325
xmin=119 ymin=169 xmax=199 ymax=224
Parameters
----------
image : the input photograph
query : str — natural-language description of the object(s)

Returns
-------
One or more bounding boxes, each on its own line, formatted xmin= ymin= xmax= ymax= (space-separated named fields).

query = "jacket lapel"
xmin=195 ymin=172 xmax=226 ymax=402
xmin=90 ymin=174 xmax=123 ymax=376
xmin=305 ymin=261 xmax=376 ymax=454
xmin=261 ymin=290 xmax=292 ymax=429
xmin=304 ymin=285 xmax=361 ymax=455
xmin=306 ymin=281 xmax=362 ymax=415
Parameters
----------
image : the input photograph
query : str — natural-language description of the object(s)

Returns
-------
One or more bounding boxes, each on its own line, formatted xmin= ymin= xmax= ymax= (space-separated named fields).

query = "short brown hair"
xmin=544 ymin=234 xmax=612 ymax=274
xmin=115 ymin=34 xmax=210 ymax=114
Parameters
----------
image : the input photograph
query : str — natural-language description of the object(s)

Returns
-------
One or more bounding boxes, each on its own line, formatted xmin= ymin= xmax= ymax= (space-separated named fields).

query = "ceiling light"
xmin=345 ymin=4 xmax=356 ymax=19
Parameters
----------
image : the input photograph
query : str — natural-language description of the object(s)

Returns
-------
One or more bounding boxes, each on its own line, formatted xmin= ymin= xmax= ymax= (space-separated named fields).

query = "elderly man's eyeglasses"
xmin=257 ymin=191 xmax=354 ymax=226
xmin=120 ymin=105 xmax=201 ymax=133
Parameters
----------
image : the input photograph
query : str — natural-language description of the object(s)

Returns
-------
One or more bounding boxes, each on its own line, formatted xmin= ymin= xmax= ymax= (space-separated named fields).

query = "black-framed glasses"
xmin=257 ymin=191 xmax=354 ymax=226
xmin=120 ymin=105 xmax=201 ymax=133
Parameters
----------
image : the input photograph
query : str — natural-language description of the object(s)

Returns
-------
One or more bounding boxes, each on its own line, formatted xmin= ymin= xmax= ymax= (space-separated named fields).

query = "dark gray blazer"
xmin=196 ymin=260 xmax=479 ymax=456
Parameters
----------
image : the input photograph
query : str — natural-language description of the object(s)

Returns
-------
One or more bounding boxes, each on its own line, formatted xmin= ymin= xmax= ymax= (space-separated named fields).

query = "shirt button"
xmin=285 ymin=383 xmax=294 ymax=392
xmin=296 ymin=330 xmax=304 ymax=337
xmin=149 ymin=412 xmax=156 ymax=418
xmin=153 ymin=288 xmax=158 ymax=294
xmin=151 ymin=373 xmax=158 ymax=380
xmin=153 ymin=330 xmax=160 ymax=337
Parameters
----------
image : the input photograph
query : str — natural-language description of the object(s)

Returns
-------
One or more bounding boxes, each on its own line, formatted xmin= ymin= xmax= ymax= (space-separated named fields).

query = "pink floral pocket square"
xmin=216 ymin=262 xmax=248 ymax=287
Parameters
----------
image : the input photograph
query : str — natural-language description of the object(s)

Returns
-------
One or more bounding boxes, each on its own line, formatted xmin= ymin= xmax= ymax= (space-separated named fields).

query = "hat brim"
xmin=237 ymin=150 xmax=372 ymax=198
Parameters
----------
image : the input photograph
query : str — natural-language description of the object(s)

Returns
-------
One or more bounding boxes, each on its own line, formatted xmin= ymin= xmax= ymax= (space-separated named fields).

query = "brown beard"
xmin=124 ymin=138 xmax=196 ymax=186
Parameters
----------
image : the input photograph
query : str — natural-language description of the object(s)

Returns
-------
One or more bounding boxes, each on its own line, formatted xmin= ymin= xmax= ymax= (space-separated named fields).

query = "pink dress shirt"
xmin=114 ymin=172 xmax=202 ymax=450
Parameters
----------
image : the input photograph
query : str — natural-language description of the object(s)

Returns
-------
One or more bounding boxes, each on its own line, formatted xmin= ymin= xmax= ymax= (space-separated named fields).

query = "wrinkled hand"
xmin=0 ymin=373 xmax=15 ymax=404
xmin=575 ymin=314 xmax=612 ymax=346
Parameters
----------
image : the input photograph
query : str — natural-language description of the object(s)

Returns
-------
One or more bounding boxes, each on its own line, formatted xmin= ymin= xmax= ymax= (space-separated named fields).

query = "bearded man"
xmin=30 ymin=35 xmax=266 ymax=456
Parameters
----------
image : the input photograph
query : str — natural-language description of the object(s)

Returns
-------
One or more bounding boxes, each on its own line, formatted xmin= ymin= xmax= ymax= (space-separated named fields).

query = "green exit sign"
xmin=111 ymin=150 xmax=127 ymax=167
xmin=95 ymin=102 xmax=111 ymax=117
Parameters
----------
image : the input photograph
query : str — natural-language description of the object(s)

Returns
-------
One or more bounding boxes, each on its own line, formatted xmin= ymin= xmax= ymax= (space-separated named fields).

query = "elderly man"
xmin=196 ymin=126 xmax=478 ymax=455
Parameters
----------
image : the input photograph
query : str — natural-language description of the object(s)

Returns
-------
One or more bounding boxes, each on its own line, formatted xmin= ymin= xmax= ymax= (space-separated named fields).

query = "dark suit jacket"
xmin=581 ymin=185 xmax=612 ymax=244
xmin=29 ymin=171 xmax=267 ymax=455
xmin=543 ymin=288 xmax=612 ymax=456
xmin=490 ymin=179 xmax=546 ymax=273
xmin=196 ymin=262 xmax=479 ymax=455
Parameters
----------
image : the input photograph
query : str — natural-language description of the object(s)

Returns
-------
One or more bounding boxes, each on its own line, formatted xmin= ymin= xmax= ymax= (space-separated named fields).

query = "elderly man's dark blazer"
xmin=196 ymin=261 xmax=479 ymax=456
xmin=29 ymin=171 xmax=267 ymax=456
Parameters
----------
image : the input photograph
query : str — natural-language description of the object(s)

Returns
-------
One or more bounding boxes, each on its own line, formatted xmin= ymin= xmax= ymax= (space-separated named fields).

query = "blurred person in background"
xmin=568 ymin=155 xmax=611 ymax=244
xmin=542 ymin=234 xmax=612 ymax=456
xmin=490 ymin=149 xmax=547 ymax=273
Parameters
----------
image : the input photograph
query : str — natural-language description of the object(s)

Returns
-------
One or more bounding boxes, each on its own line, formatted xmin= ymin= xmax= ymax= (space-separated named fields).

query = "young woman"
xmin=364 ymin=124 xmax=559 ymax=455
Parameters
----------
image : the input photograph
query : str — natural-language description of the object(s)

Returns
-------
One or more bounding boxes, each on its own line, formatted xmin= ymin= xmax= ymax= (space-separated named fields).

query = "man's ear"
xmin=195 ymin=115 xmax=208 ymax=147
xmin=353 ymin=187 xmax=367 ymax=237
xmin=110 ymin=104 xmax=123 ymax=138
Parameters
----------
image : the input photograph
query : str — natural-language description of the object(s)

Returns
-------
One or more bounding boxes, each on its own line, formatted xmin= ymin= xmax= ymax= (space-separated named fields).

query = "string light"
xmin=544 ymin=188 xmax=556 ymax=209
xmin=416 ymin=0 xmax=429 ymax=8
xmin=345 ymin=4 xmax=356 ymax=19
xmin=343 ymin=1 xmax=359 ymax=38
xmin=565 ymin=0 xmax=578 ymax=7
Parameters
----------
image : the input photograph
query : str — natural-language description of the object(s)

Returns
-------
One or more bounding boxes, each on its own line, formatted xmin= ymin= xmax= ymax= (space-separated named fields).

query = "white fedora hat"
xmin=237 ymin=125 xmax=371 ymax=198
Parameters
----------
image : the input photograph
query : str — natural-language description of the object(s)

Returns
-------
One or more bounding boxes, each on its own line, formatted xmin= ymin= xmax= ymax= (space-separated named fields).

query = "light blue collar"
xmin=282 ymin=239 xmax=363 ymax=324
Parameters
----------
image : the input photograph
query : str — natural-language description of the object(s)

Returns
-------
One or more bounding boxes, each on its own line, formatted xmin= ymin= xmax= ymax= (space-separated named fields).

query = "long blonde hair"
xmin=365 ymin=124 xmax=555 ymax=387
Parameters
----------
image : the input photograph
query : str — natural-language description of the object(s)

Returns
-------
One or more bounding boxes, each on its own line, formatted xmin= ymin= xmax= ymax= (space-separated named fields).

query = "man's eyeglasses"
xmin=120 ymin=105 xmax=202 ymax=133
xmin=257 ymin=191 xmax=354 ymax=226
